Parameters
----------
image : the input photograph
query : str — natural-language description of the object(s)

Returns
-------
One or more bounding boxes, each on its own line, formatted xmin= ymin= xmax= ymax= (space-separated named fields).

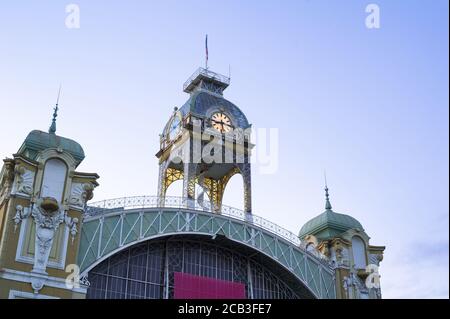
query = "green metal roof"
xmin=299 ymin=186 xmax=364 ymax=240
xmin=18 ymin=130 xmax=85 ymax=165
xmin=78 ymin=205 xmax=337 ymax=299
xmin=299 ymin=209 xmax=364 ymax=240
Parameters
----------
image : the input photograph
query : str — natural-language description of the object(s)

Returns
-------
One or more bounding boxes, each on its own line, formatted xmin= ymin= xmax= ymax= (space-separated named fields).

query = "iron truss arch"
xmin=78 ymin=196 xmax=336 ymax=299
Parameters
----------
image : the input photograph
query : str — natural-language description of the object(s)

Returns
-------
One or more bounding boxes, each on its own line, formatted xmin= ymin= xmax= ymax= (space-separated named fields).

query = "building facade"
xmin=0 ymin=67 xmax=384 ymax=299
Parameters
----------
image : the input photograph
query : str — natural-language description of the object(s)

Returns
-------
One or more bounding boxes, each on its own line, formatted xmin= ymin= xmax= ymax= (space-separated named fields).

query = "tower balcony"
xmin=183 ymin=67 xmax=230 ymax=94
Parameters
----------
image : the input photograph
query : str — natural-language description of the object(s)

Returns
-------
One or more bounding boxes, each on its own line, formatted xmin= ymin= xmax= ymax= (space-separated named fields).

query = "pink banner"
xmin=174 ymin=272 xmax=246 ymax=299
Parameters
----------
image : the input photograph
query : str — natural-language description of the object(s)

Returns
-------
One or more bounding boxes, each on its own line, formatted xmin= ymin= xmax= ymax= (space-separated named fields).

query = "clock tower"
xmin=156 ymin=67 xmax=253 ymax=214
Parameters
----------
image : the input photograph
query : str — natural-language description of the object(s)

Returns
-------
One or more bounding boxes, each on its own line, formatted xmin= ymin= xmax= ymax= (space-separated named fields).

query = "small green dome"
xmin=18 ymin=130 xmax=85 ymax=165
xmin=299 ymin=186 xmax=364 ymax=240
xmin=299 ymin=210 xmax=364 ymax=240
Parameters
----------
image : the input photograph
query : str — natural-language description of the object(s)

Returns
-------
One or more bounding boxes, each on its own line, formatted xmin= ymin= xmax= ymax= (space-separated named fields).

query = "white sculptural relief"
xmin=31 ymin=204 xmax=65 ymax=273
xmin=13 ymin=199 xmax=79 ymax=292
xmin=12 ymin=166 xmax=35 ymax=197
xmin=69 ymin=183 xmax=85 ymax=207
xmin=69 ymin=182 xmax=94 ymax=208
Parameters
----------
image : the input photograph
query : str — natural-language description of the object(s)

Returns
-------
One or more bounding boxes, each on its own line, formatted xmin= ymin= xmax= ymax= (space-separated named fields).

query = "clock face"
xmin=168 ymin=116 xmax=181 ymax=140
xmin=211 ymin=112 xmax=232 ymax=133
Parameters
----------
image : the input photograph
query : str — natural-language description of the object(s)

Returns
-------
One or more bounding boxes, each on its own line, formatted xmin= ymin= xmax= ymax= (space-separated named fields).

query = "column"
xmin=182 ymin=162 xmax=197 ymax=209
xmin=238 ymin=162 xmax=252 ymax=214
xmin=157 ymin=162 xmax=167 ymax=207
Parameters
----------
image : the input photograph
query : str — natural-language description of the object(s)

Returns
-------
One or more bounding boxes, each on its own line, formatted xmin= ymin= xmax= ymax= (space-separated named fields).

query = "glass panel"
xmin=106 ymin=277 xmax=127 ymax=299
xmin=127 ymin=281 xmax=146 ymax=299
xmin=128 ymin=243 xmax=147 ymax=282
xmin=146 ymin=283 xmax=163 ymax=299
xmin=108 ymin=250 xmax=128 ymax=278
xmin=86 ymin=273 xmax=108 ymax=299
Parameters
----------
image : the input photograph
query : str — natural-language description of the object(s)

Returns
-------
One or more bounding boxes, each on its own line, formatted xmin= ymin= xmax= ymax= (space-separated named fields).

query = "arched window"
xmin=352 ymin=236 xmax=367 ymax=269
xmin=41 ymin=158 xmax=67 ymax=202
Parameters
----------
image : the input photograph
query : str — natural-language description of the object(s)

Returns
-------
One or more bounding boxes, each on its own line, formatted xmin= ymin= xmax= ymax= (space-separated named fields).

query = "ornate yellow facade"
xmin=0 ymin=127 xmax=98 ymax=299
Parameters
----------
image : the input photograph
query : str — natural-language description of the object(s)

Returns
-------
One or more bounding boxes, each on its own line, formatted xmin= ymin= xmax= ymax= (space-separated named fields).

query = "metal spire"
xmin=49 ymin=85 xmax=61 ymax=134
xmin=324 ymin=171 xmax=332 ymax=211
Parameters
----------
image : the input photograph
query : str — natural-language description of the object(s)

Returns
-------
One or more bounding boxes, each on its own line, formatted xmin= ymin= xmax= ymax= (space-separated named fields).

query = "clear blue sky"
xmin=0 ymin=1 xmax=448 ymax=298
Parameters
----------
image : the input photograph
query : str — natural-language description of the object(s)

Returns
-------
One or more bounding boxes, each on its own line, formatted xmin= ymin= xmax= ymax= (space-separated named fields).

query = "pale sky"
xmin=0 ymin=1 xmax=448 ymax=298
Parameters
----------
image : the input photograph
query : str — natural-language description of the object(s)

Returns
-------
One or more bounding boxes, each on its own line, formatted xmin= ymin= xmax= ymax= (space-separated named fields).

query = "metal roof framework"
xmin=78 ymin=196 xmax=337 ymax=299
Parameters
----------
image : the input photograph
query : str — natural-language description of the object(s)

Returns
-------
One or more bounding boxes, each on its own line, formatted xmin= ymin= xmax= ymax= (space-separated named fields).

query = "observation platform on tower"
xmin=183 ymin=67 xmax=230 ymax=94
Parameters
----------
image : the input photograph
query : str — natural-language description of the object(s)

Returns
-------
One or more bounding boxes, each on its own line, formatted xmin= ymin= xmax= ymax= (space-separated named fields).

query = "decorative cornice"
xmin=0 ymin=268 xmax=87 ymax=294
xmin=72 ymin=172 xmax=100 ymax=179
xmin=12 ymin=154 xmax=39 ymax=167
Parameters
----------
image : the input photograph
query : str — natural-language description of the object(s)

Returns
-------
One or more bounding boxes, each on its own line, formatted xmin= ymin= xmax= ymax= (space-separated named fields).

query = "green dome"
xmin=18 ymin=130 xmax=85 ymax=165
xmin=299 ymin=210 xmax=364 ymax=240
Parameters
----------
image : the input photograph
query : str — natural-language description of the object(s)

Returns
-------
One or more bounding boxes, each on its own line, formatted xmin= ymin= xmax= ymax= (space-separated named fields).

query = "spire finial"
xmin=49 ymin=85 xmax=61 ymax=134
xmin=324 ymin=171 xmax=332 ymax=210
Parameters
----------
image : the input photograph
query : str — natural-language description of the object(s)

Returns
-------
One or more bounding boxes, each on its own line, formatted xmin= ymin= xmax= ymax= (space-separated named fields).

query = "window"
xmin=41 ymin=158 xmax=67 ymax=202
xmin=352 ymin=236 xmax=367 ymax=269
xmin=87 ymin=239 xmax=302 ymax=299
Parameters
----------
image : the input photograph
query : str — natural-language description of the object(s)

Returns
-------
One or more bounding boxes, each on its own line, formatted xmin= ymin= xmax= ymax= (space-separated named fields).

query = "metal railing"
xmin=183 ymin=67 xmax=230 ymax=92
xmin=85 ymin=195 xmax=301 ymax=247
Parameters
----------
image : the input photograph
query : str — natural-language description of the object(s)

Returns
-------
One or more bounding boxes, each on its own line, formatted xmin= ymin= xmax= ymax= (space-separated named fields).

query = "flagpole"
xmin=205 ymin=34 xmax=208 ymax=70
